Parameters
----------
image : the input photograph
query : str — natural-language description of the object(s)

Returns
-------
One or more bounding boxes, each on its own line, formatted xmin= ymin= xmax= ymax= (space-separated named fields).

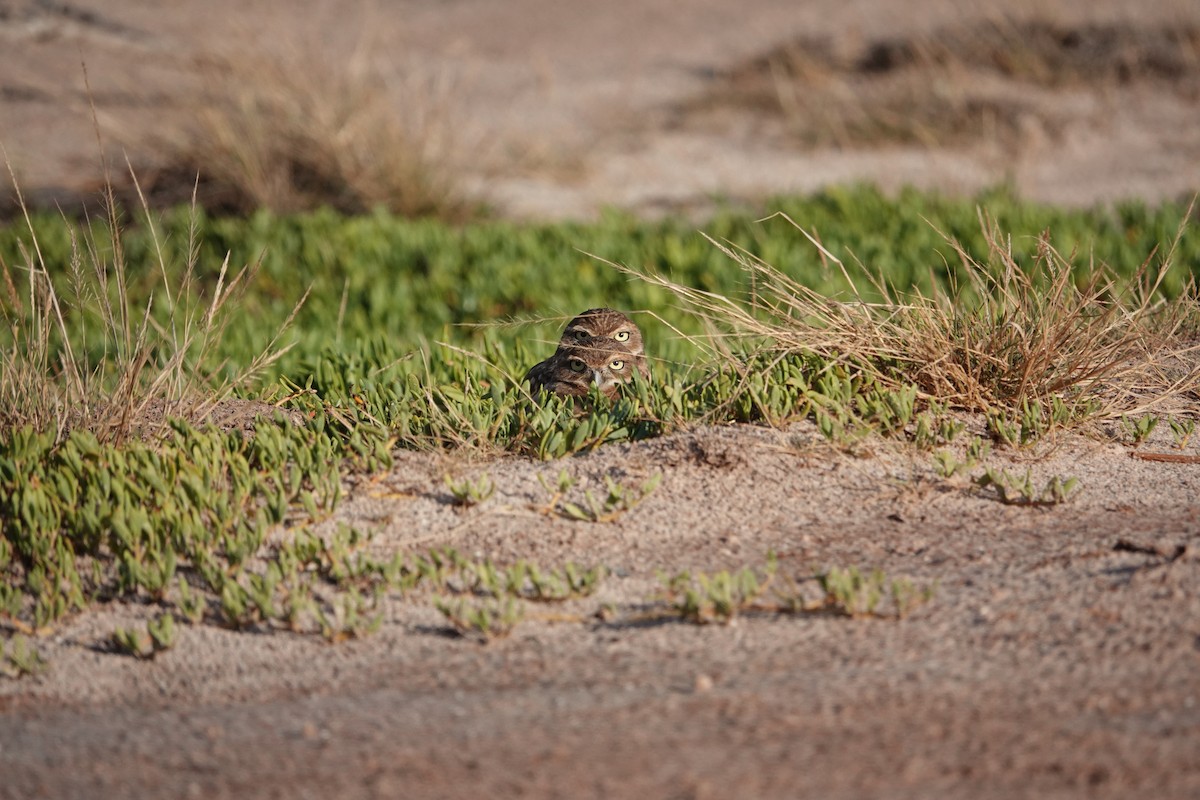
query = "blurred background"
xmin=1 ymin=0 xmax=1198 ymax=222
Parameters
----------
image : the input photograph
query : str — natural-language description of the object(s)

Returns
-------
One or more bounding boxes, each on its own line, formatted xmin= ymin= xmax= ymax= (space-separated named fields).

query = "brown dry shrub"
xmin=616 ymin=208 xmax=1200 ymax=419
xmin=124 ymin=40 xmax=476 ymax=219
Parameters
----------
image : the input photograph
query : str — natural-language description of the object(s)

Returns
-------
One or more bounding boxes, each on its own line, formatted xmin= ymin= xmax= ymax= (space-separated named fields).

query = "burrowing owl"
xmin=557 ymin=308 xmax=648 ymax=376
xmin=524 ymin=338 xmax=643 ymax=400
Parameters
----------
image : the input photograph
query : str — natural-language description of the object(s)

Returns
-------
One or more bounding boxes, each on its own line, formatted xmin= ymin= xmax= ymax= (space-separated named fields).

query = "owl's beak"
xmin=592 ymin=369 xmax=604 ymax=387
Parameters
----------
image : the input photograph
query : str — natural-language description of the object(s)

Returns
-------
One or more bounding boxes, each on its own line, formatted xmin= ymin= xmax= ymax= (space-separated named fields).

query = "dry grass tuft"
xmin=115 ymin=37 xmax=475 ymax=219
xmin=0 ymin=155 xmax=305 ymax=443
xmin=615 ymin=208 xmax=1200 ymax=419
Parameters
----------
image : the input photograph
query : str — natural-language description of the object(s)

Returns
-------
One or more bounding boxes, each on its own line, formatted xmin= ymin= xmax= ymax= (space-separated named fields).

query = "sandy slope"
xmin=1 ymin=0 xmax=1198 ymax=217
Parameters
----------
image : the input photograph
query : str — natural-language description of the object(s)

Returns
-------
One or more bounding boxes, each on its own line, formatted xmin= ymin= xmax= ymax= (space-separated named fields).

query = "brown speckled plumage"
xmin=525 ymin=308 xmax=649 ymax=399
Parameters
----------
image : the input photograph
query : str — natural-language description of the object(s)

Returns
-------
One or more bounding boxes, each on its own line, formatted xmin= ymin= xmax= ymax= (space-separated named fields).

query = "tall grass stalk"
xmin=0 ymin=155 xmax=305 ymax=442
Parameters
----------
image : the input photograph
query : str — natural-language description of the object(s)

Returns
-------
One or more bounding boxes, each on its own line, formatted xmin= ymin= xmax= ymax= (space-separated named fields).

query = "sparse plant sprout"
xmin=112 ymin=613 xmax=176 ymax=659
xmin=912 ymin=413 xmax=937 ymax=450
xmin=654 ymin=556 xmax=932 ymax=623
xmin=932 ymin=449 xmax=968 ymax=479
xmin=1 ymin=635 xmax=48 ymax=678
xmin=324 ymin=536 xmax=422 ymax=595
xmin=503 ymin=561 xmax=605 ymax=602
xmin=659 ymin=556 xmax=777 ymax=624
xmin=284 ymin=580 xmax=316 ymax=632
xmin=938 ymin=415 xmax=966 ymax=443
xmin=887 ymin=385 xmax=919 ymax=429
xmin=110 ymin=628 xmax=153 ymax=662
xmin=965 ymin=435 xmax=992 ymax=464
xmin=316 ymin=587 xmax=384 ymax=643
xmin=973 ymin=467 xmax=1080 ymax=506
xmin=1169 ymin=417 xmax=1196 ymax=449
xmin=934 ymin=430 xmax=992 ymax=479
xmin=498 ymin=562 xmax=529 ymax=597
xmin=546 ymin=469 xmax=576 ymax=494
xmin=435 ymin=595 xmax=525 ymax=642
xmin=986 ymin=410 xmax=1021 ymax=448
xmin=1042 ymin=474 xmax=1081 ymax=504
xmin=246 ymin=569 xmax=281 ymax=621
xmin=536 ymin=468 xmax=577 ymax=514
xmin=815 ymin=409 xmax=844 ymax=443
xmin=560 ymin=562 xmax=605 ymax=598
xmin=451 ymin=556 xmax=606 ymax=603
xmin=558 ymin=473 xmax=662 ymax=523
xmin=445 ymin=472 xmax=495 ymax=508
xmin=890 ymin=577 xmax=937 ymax=619
xmin=1121 ymin=414 xmax=1159 ymax=446
xmin=1048 ymin=395 xmax=1089 ymax=428
xmin=365 ymin=552 xmax=419 ymax=593
xmin=466 ymin=559 xmax=506 ymax=597
xmin=800 ymin=566 xmax=934 ymax=618
xmin=147 ymin=613 xmax=178 ymax=652
xmin=818 ymin=566 xmax=886 ymax=617
xmin=912 ymin=405 xmax=965 ymax=450
xmin=1019 ymin=400 xmax=1048 ymax=443
xmin=809 ymin=404 xmax=873 ymax=453
xmin=412 ymin=548 xmax=470 ymax=590
xmin=1011 ymin=395 xmax=1103 ymax=444
xmin=219 ymin=580 xmax=255 ymax=630
xmin=1015 ymin=396 xmax=1084 ymax=443
xmin=856 ymin=383 xmax=918 ymax=436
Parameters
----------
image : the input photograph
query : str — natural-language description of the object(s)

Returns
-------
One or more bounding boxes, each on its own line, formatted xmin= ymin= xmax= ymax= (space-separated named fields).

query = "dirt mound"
xmin=686 ymin=19 xmax=1200 ymax=150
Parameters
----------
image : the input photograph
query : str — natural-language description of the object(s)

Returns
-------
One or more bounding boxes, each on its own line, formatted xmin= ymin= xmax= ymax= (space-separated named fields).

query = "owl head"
xmin=525 ymin=337 xmax=643 ymax=400
xmin=559 ymin=308 xmax=645 ymax=356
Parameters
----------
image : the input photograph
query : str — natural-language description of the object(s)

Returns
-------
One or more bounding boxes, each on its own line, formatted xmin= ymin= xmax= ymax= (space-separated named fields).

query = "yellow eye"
xmin=571 ymin=328 xmax=590 ymax=340
xmin=614 ymin=330 xmax=630 ymax=342
xmin=568 ymin=359 xmax=587 ymax=372
xmin=609 ymin=360 xmax=625 ymax=371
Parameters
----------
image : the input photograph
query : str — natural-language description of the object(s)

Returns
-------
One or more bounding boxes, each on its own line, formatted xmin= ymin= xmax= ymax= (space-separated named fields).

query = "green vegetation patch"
xmin=0 ymin=414 xmax=385 ymax=634
xmin=0 ymin=186 xmax=1197 ymax=663
xmin=4 ymin=186 xmax=1196 ymax=378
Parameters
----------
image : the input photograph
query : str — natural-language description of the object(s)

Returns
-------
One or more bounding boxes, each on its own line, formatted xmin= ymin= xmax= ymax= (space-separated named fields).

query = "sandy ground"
xmin=2 ymin=1 xmax=1200 ymax=798
xmin=2 ymin=419 xmax=1199 ymax=799
xmin=2 ymin=0 xmax=1199 ymax=217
